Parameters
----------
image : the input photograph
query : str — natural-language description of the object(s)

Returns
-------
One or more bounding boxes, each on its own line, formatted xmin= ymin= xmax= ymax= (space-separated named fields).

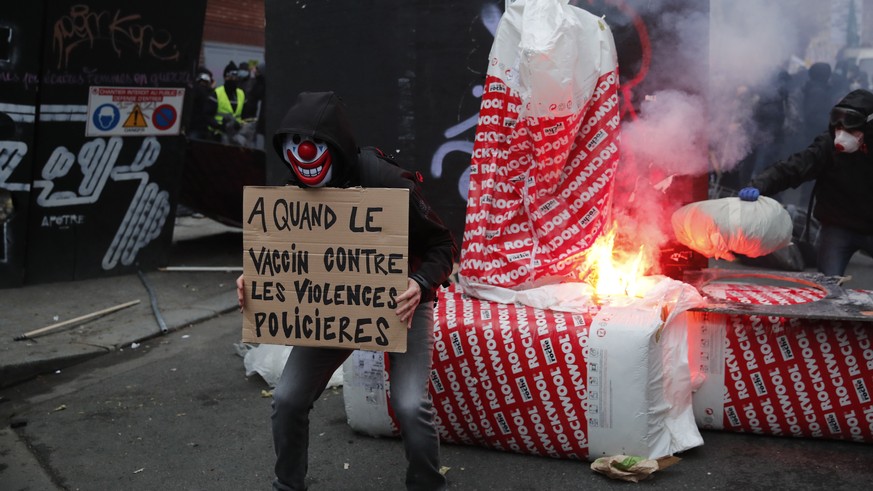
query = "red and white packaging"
xmin=458 ymin=0 xmax=621 ymax=292
xmin=690 ymin=283 xmax=873 ymax=443
xmin=344 ymin=281 xmax=705 ymax=460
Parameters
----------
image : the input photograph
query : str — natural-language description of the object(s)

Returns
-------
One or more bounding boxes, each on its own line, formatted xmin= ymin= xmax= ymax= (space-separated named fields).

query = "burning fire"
xmin=577 ymin=223 xmax=653 ymax=298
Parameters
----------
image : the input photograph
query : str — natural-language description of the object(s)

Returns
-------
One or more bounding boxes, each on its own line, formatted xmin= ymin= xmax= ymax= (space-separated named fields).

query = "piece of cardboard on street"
xmin=241 ymin=186 xmax=409 ymax=352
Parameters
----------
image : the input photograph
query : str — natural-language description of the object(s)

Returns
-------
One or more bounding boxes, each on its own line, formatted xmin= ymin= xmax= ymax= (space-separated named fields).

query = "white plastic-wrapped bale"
xmin=458 ymin=0 xmax=621 ymax=292
xmin=671 ymin=196 xmax=793 ymax=261
xmin=689 ymin=282 xmax=873 ymax=442
xmin=344 ymin=282 xmax=705 ymax=461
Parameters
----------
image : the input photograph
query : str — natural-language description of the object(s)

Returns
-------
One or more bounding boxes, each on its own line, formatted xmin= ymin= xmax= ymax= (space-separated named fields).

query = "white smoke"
xmin=706 ymin=0 xmax=813 ymax=175
xmin=620 ymin=90 xmax=708 ymax=176
xmin=607 ymin=0 xmax=844 ymax=270
xmin=620 ymin=0 xmax=827 ymax=178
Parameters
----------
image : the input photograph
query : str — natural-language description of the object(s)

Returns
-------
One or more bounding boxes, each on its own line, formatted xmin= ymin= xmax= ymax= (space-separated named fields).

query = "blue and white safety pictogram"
xmin=92 ymin=104 xmax=120 ymax=131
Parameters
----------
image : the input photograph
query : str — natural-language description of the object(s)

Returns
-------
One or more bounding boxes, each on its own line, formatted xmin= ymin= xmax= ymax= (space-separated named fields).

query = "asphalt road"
xmin=3 ymin=308 xmax=873 ymax=491
xmin=2 ymin=221 xmax=873 ymax=490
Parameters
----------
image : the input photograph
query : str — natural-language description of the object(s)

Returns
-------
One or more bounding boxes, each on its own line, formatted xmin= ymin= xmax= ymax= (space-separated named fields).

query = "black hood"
xmin=273 ymin=91 xmax=359 ymax=187
xmin=807 ymin=62 xmax=831 ymax=84
xmin=829 ymin=88 xmax=873 ymax=148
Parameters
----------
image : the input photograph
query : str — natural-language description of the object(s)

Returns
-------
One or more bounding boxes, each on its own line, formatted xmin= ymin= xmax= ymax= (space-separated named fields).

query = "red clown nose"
xmin=298 ymin=141 xmax=318 ymax=161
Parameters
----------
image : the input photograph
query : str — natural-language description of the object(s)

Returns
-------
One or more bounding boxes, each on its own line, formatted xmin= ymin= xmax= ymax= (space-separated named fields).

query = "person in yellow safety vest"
xmin=212 ymin=62 xmax=246 ymax=136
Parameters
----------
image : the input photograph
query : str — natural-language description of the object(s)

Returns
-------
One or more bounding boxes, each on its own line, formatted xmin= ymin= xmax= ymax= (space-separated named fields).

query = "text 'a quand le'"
xmin=247 ymin=197 xmax=386 ymax=233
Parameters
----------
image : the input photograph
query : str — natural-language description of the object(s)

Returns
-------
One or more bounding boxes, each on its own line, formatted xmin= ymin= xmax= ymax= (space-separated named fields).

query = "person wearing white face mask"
xmin=739 ymin=88 xmax=873 ymax=278
xmin=833 ymin=121 xmax=865 ymax=153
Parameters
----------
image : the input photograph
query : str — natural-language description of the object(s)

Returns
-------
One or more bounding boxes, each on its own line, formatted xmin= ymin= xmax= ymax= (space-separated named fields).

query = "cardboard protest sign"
xmin=241 ymin=186 xmax=409 ymax=352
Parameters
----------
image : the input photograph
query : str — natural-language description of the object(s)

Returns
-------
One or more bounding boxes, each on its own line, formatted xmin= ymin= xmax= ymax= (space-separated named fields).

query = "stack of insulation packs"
xmin=344 ymin=1 xmax=706 ymax=460
xmin=689 ymin=282 xmax=873 ymax=443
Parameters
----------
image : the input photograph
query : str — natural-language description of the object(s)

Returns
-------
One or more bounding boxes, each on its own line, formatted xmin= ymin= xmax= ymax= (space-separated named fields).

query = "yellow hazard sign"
xmin=123 ymin=104 xmax=148 ymax=128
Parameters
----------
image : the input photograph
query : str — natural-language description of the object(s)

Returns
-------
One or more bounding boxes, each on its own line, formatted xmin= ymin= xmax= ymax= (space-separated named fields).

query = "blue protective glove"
xmin=738 ymin=187 xmax=760 ymax=202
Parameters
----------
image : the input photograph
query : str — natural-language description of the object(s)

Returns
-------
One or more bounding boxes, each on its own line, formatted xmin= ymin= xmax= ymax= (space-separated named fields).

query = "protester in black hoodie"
xmin=241 ymin=62 xmax=266 ymax=148
xmin=188 ymin=67 xmax=218 ymax=141
xmin=236 ymin=91 xmax=455 ymax=491
xmin=739 ymin=89 xmax=873 ymax=277
xmin=801 ymin=62 xmax=836 ymax=143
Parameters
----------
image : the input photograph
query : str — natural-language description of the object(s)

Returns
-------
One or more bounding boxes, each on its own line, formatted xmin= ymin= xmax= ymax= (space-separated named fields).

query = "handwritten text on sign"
xmin=241 ymin=186 xmax=409 ymax=352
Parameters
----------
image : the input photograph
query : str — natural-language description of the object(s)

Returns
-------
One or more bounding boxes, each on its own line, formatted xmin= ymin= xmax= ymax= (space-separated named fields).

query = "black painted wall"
xmin=0 ymin=3 xmax=43 ymax=287
xmin=0 ymin=0 xmax=207 ymax=285
xmin=264 ymin=0 xmax=709 ymax=257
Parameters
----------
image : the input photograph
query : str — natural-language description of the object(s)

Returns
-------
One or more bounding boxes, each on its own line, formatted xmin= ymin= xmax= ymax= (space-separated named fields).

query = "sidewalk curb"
xmin=127 ymin=290 xmax=239 ymax=345
xmin=0 ymin=290 xmax=238 ymax=388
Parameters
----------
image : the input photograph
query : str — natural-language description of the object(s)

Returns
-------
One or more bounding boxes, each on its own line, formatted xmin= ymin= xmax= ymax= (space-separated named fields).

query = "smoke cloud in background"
xmin=602 ymin=0 xmax=845 ymax=270
xmin=620 ymin=0 xmax=826 ymax=177
xmin=705 ymin=0 xmax=818 ymax=174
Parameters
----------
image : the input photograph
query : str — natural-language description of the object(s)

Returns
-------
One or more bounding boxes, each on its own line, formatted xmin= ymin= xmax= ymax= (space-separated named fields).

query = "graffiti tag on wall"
xmin=51 ymin=4 xmax=181 ymax=70
xmin=31 ymin=135 xmax=170 ymax=269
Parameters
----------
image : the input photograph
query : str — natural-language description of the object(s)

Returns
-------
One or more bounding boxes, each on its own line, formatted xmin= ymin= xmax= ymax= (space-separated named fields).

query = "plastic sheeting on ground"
xmin=237 ymin=343 xmax=343 ymax=389
xmin=344 ymin=280 xmax=705 ymax=460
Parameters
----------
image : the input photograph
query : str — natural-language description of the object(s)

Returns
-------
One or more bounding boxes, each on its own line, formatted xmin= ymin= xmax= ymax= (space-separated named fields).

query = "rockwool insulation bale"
xmin=671 ymin=196 xmax=793 ymax=261
xmin=344 ymin=281 xmax=705 ymax=460
xmin=458 ymin=0 xmax=621 ymax=292
xmin=690 ymin=283 xmax=873 ymax=442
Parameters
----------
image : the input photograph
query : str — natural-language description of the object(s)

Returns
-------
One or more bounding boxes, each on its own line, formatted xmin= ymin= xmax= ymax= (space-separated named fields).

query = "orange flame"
xmin=577 ymin=223 xmax=652 ymax=298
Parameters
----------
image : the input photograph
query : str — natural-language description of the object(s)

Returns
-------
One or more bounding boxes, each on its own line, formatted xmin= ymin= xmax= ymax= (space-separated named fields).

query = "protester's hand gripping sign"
xmin=241 ymin=186 xmax=409 ymax=352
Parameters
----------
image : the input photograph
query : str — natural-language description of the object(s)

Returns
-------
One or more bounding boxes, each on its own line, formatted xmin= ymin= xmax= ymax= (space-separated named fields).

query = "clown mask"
xmin=282 ymin=134 xmax=334 ymax=187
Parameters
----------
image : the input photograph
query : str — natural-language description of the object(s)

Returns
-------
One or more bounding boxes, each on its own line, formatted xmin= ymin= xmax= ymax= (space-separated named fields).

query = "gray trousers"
xmin=271 ymin=302 xmax=446 ymax=491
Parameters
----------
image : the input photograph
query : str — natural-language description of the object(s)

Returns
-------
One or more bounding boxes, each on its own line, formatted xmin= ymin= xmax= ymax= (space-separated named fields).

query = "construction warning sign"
xmin=124 ymin=105 xmax=148 ymax=128
xmin=86 ymin=86 xmax=185 ymax=137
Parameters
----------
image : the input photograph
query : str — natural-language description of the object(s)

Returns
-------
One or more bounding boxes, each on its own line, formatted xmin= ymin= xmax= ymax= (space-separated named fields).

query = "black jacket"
xmin=189 ymin=83 xmax=218 ymax=138
xmin=750 ymin=89 xmax=873 ymax=234
xmin=273 ymin=91 xmax=457 ymax=300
